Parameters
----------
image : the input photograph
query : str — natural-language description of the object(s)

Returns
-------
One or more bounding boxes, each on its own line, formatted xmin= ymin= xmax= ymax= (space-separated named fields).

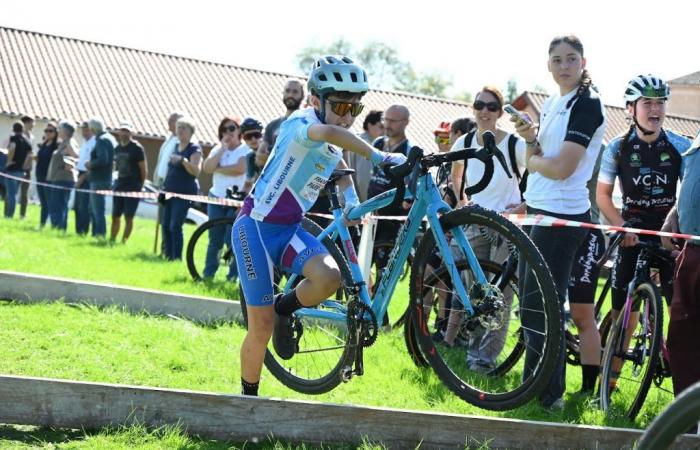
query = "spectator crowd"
xmin=1 ymin=34 xmax=700 ymax=415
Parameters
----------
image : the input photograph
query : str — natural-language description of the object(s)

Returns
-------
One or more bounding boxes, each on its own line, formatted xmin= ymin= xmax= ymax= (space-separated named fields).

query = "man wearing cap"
xmin=74 ymin=121 xmax=95 ymax=235
xmin=111 ymin=121 xmax=147 ymax=244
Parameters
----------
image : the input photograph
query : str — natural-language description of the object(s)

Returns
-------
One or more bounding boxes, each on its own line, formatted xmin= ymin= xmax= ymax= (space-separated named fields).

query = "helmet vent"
xmin=350 ymin=72 xmax=358 ymax=82
xmin=333 ymin=72 xmax=343 ymax=82
xmin=318 ymin=74 xmax=327 ymax=82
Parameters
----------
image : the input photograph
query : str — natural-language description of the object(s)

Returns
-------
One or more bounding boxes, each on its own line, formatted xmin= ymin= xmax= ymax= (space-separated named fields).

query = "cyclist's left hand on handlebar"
xmin=621 ymin=232 xmax=639 ymax=247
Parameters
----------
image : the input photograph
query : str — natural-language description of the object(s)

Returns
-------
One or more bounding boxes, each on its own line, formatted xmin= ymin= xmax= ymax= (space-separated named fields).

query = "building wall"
xmin=1 ymin=116 xmax=214 ymax=198
xmin=667 ymin=85 xmax=700 ymax=118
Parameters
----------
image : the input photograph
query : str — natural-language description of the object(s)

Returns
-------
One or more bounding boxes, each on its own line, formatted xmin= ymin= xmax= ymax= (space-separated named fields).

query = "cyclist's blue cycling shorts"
xmin=231 ymin=214 xmax=328 ymax=307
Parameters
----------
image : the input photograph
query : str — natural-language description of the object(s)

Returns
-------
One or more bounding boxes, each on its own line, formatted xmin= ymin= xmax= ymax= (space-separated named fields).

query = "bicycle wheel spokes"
xmin=600 ymin=282 xmax=664 ymax=420
xmin=410 ymin=207 xmax=560 ymax=411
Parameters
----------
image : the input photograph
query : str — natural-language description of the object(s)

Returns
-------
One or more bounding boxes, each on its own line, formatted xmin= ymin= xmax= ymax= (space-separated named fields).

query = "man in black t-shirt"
xmin=259 ymin=79 xmax=305 ymax=157
xmin=110 ymin=121 xmax=147 ymax=243
xmin=3 ymin=121 xmax=32 ymax=218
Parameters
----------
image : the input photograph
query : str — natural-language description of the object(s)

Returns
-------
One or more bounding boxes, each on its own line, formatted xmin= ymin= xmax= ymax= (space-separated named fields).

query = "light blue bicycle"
xmin=239 ymin=132 xmax=561 ymax=410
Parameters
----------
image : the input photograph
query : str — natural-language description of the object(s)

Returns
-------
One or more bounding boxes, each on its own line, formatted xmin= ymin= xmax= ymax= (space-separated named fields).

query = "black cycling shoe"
xmin=272 ymin=295 xmax=300 ymax=360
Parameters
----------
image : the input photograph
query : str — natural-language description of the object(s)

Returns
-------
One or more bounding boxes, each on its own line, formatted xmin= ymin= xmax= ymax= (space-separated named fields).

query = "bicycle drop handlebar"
xmin=384 ymin=130 xmax=511 ymax=207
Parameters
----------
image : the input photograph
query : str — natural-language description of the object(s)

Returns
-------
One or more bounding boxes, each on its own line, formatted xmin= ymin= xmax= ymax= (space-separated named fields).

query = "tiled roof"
xmin=513 ymin=91 xmax=700 ymax=142
xmin=669 ymin=71 xmax=700 ymax=86
xmin=0 ymin=26 xmax=473 ymax=150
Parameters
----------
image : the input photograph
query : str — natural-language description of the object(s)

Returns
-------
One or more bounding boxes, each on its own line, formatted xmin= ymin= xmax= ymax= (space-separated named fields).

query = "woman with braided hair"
xmin=513 ymin=35 xmax=607 ymax=408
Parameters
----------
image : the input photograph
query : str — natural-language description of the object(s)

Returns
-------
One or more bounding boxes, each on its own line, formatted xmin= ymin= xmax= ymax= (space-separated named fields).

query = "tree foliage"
xmin=295 ymin=38 xmax=453 ymax=98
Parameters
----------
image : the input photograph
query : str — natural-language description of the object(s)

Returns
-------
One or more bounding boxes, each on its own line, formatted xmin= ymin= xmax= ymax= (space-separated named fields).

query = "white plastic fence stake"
xmin=357 ymin=217 xmax=377 ymax=281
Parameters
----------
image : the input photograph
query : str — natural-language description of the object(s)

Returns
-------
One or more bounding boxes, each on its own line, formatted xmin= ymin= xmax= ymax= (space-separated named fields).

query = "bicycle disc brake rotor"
xmin=469 ymin=283 xmax=507 ymax=331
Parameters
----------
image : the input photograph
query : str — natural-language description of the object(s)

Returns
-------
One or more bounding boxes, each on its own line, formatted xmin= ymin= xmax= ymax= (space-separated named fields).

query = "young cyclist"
xmin=597 ymin=74 xmax=691 ymax=390
xmin=232 ymin=56 xmax=406 ymax=396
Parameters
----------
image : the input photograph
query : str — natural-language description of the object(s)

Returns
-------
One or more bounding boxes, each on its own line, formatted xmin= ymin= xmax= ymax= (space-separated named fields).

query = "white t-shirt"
xmin=210 ymin=143 xmax=251 ymax=198
xmin=77 ymin=136 xmax=95 ymax=171
xmin=451 ymin=132 xmax=526 ymax=212
xmin=154 ymin=134 xmax=178 ymax=187
xmin=524 ymin=88 xmax=606 ymax=214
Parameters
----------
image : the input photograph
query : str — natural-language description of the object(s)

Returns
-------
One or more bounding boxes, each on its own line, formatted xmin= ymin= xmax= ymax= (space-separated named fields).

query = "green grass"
xmin=0 ymin=205 xmax=235 ymax=300
xmin=0 ymin=205 xmax=673 ymax=448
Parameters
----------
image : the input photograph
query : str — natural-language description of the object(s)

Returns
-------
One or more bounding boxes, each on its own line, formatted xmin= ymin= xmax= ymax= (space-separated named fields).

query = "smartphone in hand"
xmin=503 ymin=104 xmax=531 ymax=124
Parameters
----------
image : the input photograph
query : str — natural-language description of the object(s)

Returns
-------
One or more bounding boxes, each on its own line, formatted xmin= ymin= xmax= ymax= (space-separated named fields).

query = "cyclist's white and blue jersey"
xmin=234 ymin=107 xmax=342 ymax=306
xmin=240 ymin=108 xmax=344 ymax=224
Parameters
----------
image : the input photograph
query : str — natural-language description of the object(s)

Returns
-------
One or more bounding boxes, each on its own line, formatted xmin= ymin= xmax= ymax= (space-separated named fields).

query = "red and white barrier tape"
xmin=504 ymin=214 xmax=700 ymax=243
xmin=2 ymin=171 xmax=697 ymax=241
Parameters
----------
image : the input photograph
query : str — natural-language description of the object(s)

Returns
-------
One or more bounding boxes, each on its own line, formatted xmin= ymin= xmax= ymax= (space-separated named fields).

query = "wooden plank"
xmin=1 ymin=375 xmax=699 ymax=449
xmin=0 ymin=270 xmax=241 ymax=324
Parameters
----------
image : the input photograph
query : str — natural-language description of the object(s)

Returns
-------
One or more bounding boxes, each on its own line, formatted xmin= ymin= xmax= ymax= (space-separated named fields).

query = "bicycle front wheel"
xmin=186 ymin=217 xmax=236 ymax=282
xmin=409 ymin=206 xmax=561 ymax=411
xmin=600 ymin=281 xmax=664 ymax=420
xmin=239 ymin=218 xmax=356 ymax=395
xmin=636 ymin=380 xmax=700 ymax=450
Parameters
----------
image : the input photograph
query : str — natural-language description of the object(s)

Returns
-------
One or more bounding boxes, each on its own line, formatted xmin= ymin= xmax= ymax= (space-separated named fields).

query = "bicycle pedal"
xmin=340 ymin=365 xmax=353 ymax=383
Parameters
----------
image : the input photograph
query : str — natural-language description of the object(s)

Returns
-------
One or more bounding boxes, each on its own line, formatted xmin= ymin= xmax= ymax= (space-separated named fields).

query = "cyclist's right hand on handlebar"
xmin=369 ymin=148 xmax=407 ymax=167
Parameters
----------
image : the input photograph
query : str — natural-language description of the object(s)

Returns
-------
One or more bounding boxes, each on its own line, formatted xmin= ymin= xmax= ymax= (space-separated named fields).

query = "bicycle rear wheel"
xmin=600 ymin=282 xmax=664 ymax=420
xmin=186 ymin=217 xmax=236 ymax=282
xmin=238 ymin=218 xmax=356 ymax=395
xmin=636 ymin=380 xmax=700 ymax=450
xmin=409 ymin=206 xmax=560 ymax=411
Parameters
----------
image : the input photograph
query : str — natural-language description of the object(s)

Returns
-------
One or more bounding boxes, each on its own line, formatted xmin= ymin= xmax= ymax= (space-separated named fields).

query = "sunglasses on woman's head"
xmin=222 ymin=125 xmax=238 ymax=133
xmin=472 ymin=101 xmax=501 ymax=112
xmin=327 ymin=100 xmax=365 ymax=117
xmin=243 ymin=132 xmax=262 ymax=140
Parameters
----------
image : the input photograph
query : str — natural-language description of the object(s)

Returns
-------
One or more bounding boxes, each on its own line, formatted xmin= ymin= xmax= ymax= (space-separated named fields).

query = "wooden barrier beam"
xmin=1 ymin=375 xmax=699 ymax=449
xmin=0 ymin=270 xmax=241 ymax=324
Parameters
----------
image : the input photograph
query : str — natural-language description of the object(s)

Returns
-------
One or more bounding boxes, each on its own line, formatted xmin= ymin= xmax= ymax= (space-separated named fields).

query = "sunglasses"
xmin=473 ymin=101 xmax=501 ymax=112
xmin=222 ymin=125 xmax=238 ymax=133
xmin=243 ymin=132 xmax=262 ymax=140
xmin=327 ymin=100 xmax=365 ymax=117
xmin=45 ymin=128 xmax=56 ymax=133
xmin=435 ymin=135 xmax=450 ymax=145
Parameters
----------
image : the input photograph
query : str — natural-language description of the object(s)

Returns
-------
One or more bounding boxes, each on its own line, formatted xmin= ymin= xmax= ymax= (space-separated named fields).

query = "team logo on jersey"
xmin=659 ymin=152 xmax=670 ymax=162
xmin=629 ymin=153 xmax=641 ymax=167
xmin=315 ymin=163 xmax=325 ymax=171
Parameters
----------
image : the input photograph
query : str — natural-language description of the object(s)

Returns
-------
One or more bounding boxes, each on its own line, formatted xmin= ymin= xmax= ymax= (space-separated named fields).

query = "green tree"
xmin=295 ymin=39 xmax=452 ymax=97
xmin=505 ymin=78 xmax=518 ymax=104
xmin=453 ymin=90 xmax=473 ymax=104
xmin=295 ymin=38 xmax=353 ymax=73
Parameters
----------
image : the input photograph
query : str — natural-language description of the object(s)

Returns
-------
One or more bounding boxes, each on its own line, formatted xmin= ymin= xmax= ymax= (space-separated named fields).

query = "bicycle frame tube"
xmin=296 ymin=171 xmax=487 ymax=322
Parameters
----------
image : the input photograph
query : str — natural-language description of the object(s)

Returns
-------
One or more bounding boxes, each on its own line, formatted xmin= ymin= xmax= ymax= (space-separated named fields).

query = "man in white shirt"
xmin=75 ymin=121 xmax=96 ymax=235
xmin=153 ymin=112 xmax=184 ymax=188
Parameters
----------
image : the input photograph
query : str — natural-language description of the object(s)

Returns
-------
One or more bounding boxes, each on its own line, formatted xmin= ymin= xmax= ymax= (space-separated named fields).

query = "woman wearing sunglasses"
xmin=201 ymin=117 xmax=247 ymax=281
xmin=514 ymin=35 xmax=607 ymax=409
xmin=232 ymin=55 xmax=405 ymax=397
xmin=439 ymin=87 xmax=526 ymax=369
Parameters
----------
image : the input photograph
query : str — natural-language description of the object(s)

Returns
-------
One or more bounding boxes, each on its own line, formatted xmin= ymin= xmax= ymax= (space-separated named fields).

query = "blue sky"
xmin=4 ymin=0 xmax=697 ymax=106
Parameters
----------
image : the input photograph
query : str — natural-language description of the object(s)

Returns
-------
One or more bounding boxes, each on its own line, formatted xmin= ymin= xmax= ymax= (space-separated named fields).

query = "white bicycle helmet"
xmin=624 ymin=74 xmax=670 ymax=104
xmin=307 ymin=55 xmax=369 ymax=96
